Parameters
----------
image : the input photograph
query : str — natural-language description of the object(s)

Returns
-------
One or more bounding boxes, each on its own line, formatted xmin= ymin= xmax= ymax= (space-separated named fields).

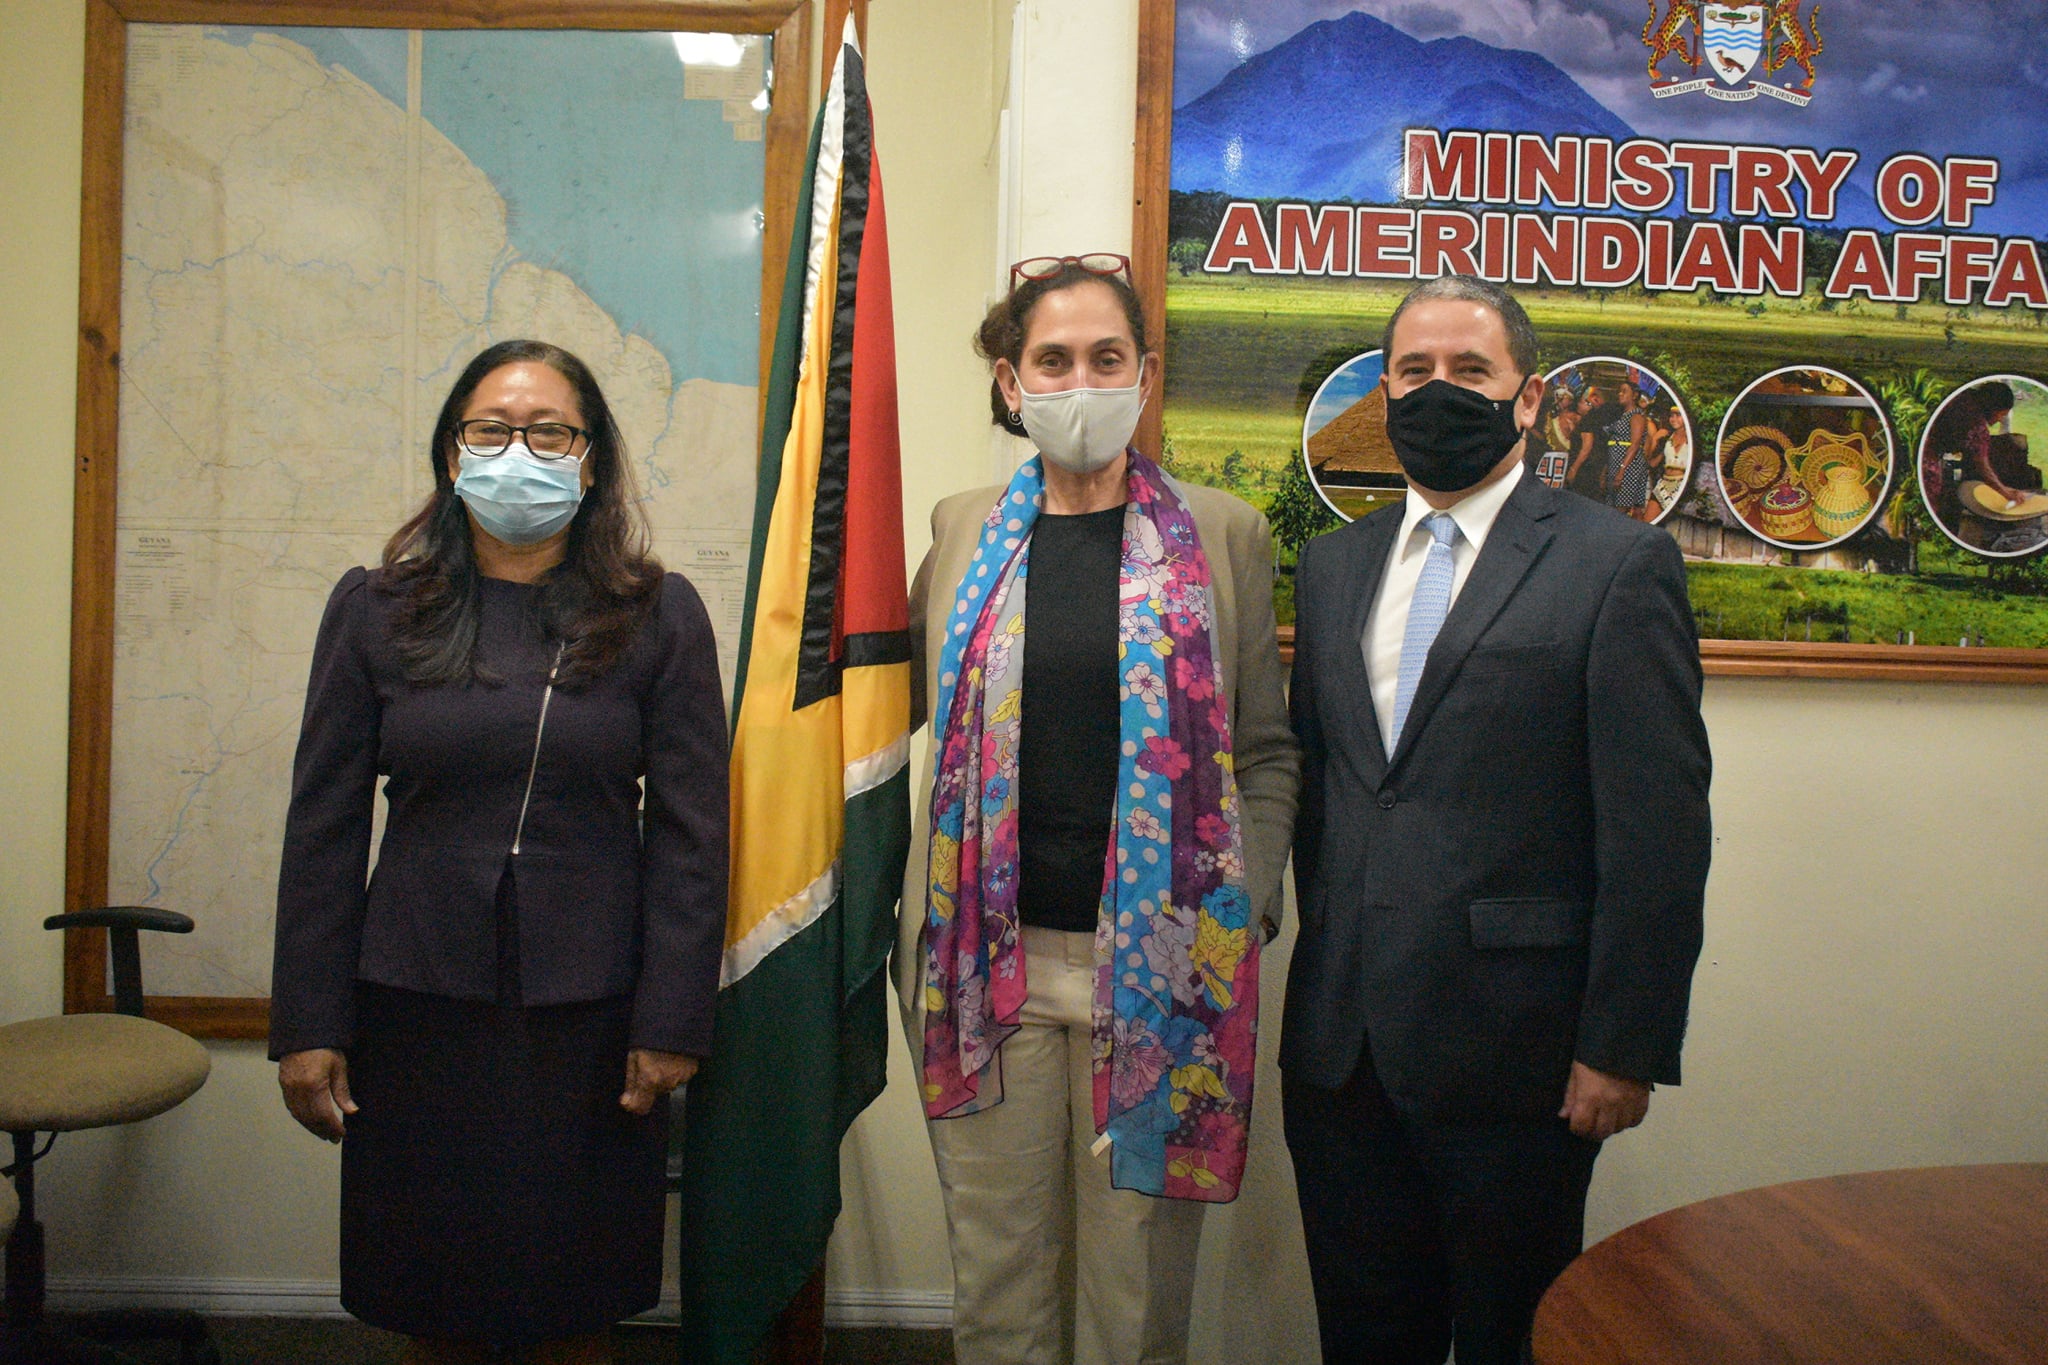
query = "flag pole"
xmin=705 ymin=1 xmax=895 ymax=1358
xmin=821 ymin=0 xmax=869 ymax=101
xmin=765 ymin=12 xmax=869 ymax=1363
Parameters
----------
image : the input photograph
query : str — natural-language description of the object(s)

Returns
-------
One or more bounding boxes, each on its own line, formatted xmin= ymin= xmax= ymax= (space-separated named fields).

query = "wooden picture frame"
xmin=66 ymin=0 xmax=814 ymax=1035
xmin=1129 ymin=0 xmax=2048 ymax=683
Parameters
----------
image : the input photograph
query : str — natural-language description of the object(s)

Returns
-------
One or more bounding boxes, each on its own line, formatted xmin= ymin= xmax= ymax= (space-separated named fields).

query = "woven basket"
xmin=1793 ymin=429 xmax=1882 ymax=497
xmin=1758 ymin=482 xmax=1815 ymax=539
xmin=1812 ymin=466 xmax=1873 ymax=538
xmin=1725 ymin=426 xmax=1791 ymax=490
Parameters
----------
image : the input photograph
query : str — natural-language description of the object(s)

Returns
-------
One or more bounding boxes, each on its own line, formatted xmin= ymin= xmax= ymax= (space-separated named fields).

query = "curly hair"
xmin=974 ymin=264 xmax=1152 ymax=429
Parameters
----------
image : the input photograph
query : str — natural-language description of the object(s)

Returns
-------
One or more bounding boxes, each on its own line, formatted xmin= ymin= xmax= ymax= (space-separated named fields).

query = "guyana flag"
xmin=676 ymin=20 xmax=909 ymax=1363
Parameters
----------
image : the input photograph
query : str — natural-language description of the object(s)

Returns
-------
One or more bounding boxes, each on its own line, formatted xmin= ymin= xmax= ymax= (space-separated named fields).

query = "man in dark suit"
xmin=1283 ymin=276 xmax=1711 ymax=1365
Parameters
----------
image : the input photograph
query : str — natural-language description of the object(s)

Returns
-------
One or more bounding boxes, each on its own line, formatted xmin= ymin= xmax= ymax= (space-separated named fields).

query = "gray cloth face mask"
xmin=1016 ymin=359 xmax=1147 ymax=475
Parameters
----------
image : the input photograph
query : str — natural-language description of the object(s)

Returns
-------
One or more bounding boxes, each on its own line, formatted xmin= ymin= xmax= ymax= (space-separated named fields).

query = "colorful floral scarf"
xmin=921 ymin=451 xmax=1258 ymax=1202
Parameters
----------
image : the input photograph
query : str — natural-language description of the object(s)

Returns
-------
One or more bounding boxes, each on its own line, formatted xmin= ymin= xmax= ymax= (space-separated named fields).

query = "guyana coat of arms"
xmin=1644 ymin=1 xmax=1823 ymax=106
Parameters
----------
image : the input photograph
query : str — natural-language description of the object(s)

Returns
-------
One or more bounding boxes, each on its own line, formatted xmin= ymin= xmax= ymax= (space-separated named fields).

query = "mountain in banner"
xmin=1173 ymin=12 xmax=1633 ymax=203
xmin=1172 ymin=10 xmax=1886 ymax=230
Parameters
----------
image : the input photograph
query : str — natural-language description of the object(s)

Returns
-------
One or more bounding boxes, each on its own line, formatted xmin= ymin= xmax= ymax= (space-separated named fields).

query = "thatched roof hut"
xmin=1306 ymin=387 xmax=1399 ymax=479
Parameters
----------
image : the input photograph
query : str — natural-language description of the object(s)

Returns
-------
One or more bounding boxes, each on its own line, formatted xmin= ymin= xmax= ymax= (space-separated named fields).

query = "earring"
xmin=1006 ymin=409 xmax=1023 ymax=427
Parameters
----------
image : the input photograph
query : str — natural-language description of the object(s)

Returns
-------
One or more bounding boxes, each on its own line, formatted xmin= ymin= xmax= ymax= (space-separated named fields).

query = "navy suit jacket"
xmin=1283 ymin=474 xmax=1710 ymax=1123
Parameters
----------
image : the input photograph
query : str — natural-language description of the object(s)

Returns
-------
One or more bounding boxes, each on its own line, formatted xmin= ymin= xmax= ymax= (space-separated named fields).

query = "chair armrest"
xmin=42 ymin=906 xmax=195 ymax=1016
xmin=44 ymin=906 xmax=194 ymax=935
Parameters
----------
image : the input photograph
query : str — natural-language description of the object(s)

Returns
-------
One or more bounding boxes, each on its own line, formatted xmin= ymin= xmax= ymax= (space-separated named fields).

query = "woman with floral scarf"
xmin=893 ymin=256 xmax=1298 ymax=1365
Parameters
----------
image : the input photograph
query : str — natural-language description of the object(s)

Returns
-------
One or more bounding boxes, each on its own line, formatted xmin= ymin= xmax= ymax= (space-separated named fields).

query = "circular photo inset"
xmin=1918 ymin=374 xmax=2048 ymax=558
xmin=1533 ymin=357 xmax=1693 ymax=525
xmin=1300 ymin=349 xmax=1403 ymax=522
xmin=1714 ymin=366 xmax=1894 ymax=551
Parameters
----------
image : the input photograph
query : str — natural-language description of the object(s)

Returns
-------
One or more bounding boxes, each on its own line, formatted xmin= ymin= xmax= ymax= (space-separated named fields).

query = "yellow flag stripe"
xmin=728 ymin=202 xmax=844 ymax=956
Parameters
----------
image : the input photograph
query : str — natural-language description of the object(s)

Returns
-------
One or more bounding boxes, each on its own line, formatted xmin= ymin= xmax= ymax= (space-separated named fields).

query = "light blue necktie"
xmin=1391 ymin=512 xmax=1460 ymax=747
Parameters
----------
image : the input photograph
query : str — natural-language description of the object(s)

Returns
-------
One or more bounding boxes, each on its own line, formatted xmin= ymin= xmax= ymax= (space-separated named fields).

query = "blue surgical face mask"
xmin=452 ymin=444 xmax=586 ymax=545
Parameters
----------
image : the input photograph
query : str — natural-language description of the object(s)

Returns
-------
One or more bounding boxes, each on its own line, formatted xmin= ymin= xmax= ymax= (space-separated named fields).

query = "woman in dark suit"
xmin=270 ymin=340 xmax=729 ymax=1365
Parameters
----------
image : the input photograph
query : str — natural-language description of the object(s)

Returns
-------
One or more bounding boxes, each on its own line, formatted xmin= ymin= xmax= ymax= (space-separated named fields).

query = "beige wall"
xmin=5 ymin=1 xmax=2045 ymax=1357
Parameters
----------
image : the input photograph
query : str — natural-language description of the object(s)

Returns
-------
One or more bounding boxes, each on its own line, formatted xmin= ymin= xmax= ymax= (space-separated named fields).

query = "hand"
xmin=1559 ymin=1060 xmax=1651 ymax=1141
xmin=620 ymin=1048 xmax=699 ymax=1115
xmin=278 ymin=1048 xmax=356 ymax=1142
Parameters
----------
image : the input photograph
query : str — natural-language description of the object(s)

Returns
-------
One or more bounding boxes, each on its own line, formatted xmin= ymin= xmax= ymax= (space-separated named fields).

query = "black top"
xmin=270 ymin=567 xmax=730 ymax=1060
xmin=1017 ymin=505 xmax=1125 ymax=932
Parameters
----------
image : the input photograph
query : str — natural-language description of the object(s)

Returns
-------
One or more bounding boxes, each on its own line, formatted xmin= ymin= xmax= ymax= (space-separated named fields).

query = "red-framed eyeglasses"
xmin=1008 ymin=253 xmax=1132 ymax=288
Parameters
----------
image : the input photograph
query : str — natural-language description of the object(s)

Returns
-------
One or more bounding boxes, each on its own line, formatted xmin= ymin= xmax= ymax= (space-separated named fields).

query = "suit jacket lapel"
xmin=1335 ymin=509 xmax=1399 ymax=777
xmin=1387 ymin=476 xmax=1558 ymax=772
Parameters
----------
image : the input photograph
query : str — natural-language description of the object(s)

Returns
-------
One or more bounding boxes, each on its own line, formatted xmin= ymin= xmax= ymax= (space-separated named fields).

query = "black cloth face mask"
xmin=1384 ymin=378 xmax=1527 ymax=493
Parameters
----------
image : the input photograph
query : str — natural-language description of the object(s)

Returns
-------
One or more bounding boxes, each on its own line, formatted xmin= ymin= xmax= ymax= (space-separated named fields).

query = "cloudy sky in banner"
xmin=1174 ymin=0 xmax=2048 ymax=217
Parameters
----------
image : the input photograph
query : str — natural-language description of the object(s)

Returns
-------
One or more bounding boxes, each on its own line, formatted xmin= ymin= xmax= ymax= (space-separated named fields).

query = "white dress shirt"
xmin=1362 ymin=460 xmax=1525 ymax=754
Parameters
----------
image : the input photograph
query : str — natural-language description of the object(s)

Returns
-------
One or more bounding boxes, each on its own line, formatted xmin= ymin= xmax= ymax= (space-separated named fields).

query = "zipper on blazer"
xmin=511 ymin=643 xmax=566 ymax=855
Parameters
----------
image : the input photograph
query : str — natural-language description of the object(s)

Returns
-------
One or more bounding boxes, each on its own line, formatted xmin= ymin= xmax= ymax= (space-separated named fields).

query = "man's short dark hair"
xmin=1380 ymin=275 xmax=1540 ymax=378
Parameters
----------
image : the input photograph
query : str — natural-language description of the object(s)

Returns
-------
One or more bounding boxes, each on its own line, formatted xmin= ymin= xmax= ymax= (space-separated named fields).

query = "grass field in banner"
xmin=1689 ymin=559 xmax=2048 ymax=648
xmin=1162 ymin=273 xmax=2048 ymax=641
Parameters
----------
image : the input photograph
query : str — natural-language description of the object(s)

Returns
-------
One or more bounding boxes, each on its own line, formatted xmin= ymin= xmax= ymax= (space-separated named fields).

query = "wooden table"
xmin=1532 ymin=1163 xmax=2048 ymax=1363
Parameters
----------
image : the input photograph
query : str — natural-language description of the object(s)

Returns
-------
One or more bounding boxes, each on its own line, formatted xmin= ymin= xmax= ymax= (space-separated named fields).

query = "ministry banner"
xmin=1150 ymin=1 xmax=2048 ymax=661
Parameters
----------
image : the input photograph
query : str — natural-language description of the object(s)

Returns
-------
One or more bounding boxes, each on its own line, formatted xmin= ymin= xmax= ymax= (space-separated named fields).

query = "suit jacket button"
xmin=1377 ymin=790 xmax=1397 ymax=809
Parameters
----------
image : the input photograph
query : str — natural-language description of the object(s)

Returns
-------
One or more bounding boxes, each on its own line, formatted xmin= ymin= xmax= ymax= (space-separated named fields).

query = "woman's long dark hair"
xmin=381 ymin=340 xmax=663 ymax=688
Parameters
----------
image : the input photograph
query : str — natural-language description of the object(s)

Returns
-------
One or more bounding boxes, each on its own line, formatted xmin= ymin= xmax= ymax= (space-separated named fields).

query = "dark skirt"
xmin=338 ymin=869 xmax=666 ymax=1345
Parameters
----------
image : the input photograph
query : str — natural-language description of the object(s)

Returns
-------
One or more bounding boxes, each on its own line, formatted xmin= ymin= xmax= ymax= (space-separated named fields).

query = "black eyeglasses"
xmin=1009 ymin=253 xmax=1132 ymax=288
xmin=456 ymin=419 xmax=589 ymax=460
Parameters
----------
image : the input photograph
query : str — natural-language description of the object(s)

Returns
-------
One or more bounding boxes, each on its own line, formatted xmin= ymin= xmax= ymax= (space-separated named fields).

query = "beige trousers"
xmin=920 ymin=927 xmax=1206 ymax=1365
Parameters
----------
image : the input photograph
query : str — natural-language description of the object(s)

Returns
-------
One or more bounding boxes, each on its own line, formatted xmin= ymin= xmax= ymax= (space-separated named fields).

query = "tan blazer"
xmin=892 ymin=475 xmax=1300 ymax=1009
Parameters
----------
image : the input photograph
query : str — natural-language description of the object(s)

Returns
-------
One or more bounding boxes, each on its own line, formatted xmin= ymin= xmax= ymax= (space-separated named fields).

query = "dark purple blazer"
xmin=269 ymin=566 xmax=729 ymax=1060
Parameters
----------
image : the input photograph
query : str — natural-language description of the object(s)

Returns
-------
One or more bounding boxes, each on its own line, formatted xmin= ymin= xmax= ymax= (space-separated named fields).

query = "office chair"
xmin=0 ymin=908 xmax=215 ymax=1365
